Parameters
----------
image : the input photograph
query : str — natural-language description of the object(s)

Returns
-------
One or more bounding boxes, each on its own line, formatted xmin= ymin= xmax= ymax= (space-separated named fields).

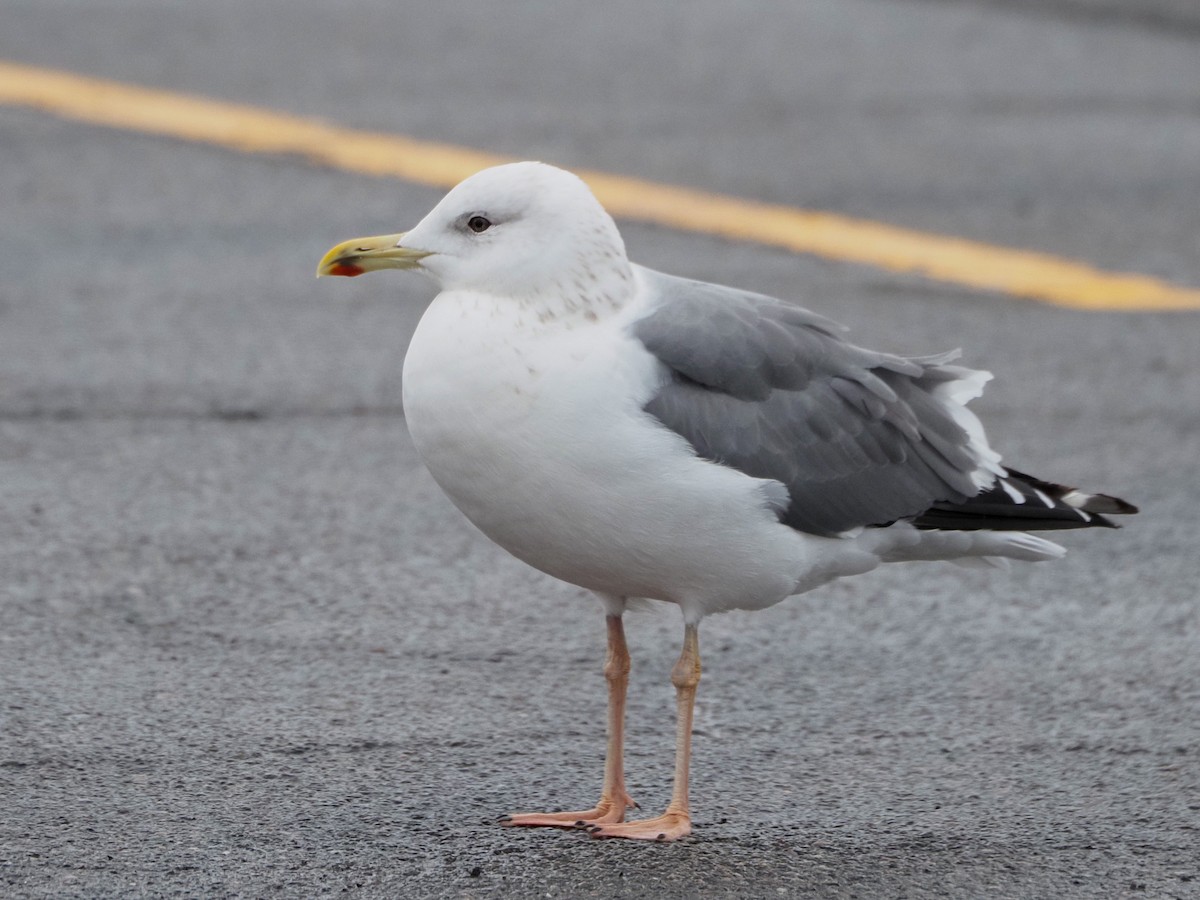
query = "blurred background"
xmin=2 ymin=1 xmax=1197 ymax=897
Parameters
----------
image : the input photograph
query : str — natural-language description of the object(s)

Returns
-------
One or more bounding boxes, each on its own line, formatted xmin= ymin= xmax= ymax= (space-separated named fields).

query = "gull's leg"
xmin=589 ymin=622 xmax=700 ymax=842
xmin=500 ymin=612 xmax=636 ymax=828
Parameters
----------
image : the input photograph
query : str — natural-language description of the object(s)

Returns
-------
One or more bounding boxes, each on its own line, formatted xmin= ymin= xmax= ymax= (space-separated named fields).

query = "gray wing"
xmin=631 ymin=266 xmax=996 ymax=536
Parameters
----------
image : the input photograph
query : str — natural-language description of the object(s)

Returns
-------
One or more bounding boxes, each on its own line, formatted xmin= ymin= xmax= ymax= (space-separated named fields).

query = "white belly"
xmin=400 ymin=292 xmax=813 ymax=616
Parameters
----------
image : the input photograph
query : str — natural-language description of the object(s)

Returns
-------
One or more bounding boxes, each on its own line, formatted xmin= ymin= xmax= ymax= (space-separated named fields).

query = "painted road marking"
xmin=2 ymin=59 xmax=1197 ymax=312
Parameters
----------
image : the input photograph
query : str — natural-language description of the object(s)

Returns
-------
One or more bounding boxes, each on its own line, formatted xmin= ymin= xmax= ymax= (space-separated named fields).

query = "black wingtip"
xmin=914 ymin=468 xmax=1138 ymax=533
xmin=1090 ymin=495 xmax=1138 ymax=516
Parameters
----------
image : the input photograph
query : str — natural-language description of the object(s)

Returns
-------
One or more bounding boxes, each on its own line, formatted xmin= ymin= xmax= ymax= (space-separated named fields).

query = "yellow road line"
xmin=2 ymin=59 xmax=1197 ymax=312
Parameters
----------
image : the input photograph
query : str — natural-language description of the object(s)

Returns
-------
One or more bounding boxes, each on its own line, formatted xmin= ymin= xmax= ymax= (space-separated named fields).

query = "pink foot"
xmin=499 ymin=794 xmax=635 ymax=830
xmin=588 ymin=811 xmax=691 ymax=842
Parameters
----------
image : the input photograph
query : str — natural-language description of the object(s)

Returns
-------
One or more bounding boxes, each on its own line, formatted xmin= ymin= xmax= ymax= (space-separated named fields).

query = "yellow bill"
xmin=316 ymin=232 xmax=430 ymax=277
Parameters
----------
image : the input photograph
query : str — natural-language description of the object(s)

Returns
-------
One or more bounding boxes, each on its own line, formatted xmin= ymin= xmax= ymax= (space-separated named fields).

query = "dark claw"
xmin=574 ymin=820 xmax=588 ymax=828
xmin=497 ymin=815 xmax=512 ymax=823
xmin=655 ymin=833 xmax=666 ymax=842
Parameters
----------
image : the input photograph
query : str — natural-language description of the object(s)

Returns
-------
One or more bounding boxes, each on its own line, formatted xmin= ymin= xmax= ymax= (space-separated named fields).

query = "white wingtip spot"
xmin=999 ymin=479 xmax=1026 ymax=504
xmin=1061 ymin=489 xmax=1089 ymax=509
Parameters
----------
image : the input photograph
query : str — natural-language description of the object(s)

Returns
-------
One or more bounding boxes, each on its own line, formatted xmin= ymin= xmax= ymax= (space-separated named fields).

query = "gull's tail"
xmin=859 ymin=523 xmax=1069 ymax=572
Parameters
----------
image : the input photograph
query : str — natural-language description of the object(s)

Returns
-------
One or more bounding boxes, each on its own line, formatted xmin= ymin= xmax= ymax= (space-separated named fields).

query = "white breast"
xmin=401 ymin=290 xmax=813 ymax=615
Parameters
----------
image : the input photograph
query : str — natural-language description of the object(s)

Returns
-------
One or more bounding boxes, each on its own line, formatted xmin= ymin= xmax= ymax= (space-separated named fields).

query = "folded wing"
xmin=630 ymin=268 xmax=1135 ymax=537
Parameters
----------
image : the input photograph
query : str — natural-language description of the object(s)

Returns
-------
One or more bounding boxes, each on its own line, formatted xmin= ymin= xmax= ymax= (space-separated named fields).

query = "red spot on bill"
xmin=328 ymin=263 xmax=364 ymax=277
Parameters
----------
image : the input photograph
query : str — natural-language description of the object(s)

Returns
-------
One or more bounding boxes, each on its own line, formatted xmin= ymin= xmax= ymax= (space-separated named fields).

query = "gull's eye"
xmin=467 ymin=215 xmax=492 ymax=234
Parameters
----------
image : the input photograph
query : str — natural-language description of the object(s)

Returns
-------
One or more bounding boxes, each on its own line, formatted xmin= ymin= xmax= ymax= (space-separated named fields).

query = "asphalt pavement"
xmin=1 ymin=1 xmax=1198 ymax=897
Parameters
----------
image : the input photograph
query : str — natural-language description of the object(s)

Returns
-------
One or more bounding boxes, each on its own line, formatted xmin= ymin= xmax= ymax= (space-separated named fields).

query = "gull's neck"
xmin=464 ymin=234 xmax=637 ymax=329
xmin=517 ymin=258 xmax=635 ymax=326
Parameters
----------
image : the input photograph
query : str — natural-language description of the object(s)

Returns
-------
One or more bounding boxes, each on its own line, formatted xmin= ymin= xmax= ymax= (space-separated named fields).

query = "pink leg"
xmin=500 ymin=614 xmax=636 ymax=829
xmin=589 ymin=622 xmax=700 ymax=841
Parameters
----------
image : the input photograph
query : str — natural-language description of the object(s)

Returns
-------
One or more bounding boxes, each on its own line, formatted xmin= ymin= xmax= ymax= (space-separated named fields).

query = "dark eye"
xmin=467 ymin=215 xmax=492 ymax=234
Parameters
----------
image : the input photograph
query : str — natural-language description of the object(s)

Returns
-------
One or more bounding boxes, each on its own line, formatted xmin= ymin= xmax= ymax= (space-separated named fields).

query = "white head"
xmin=318 ymin=162 xmax=633 ymax=310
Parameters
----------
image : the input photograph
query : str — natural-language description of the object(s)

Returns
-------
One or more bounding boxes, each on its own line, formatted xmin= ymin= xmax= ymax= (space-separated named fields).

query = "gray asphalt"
xmin=2 ymin=1 xmax=1198 ymax=897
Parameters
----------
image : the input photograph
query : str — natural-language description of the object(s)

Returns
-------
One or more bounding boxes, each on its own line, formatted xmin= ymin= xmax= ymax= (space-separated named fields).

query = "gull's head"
xmin=318 ymin=162 xmax=631 ymax=302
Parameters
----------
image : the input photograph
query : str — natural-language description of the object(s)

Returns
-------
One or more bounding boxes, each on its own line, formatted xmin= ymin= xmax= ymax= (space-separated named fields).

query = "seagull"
xmin=317 ymin=161 xmax=1136 ymax=841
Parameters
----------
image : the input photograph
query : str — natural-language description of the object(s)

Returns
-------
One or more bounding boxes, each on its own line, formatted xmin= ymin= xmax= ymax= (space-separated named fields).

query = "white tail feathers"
xmin=870 ymin=525 xmax=1066 ymax=566
xmin=987 ymin=532 xmax=1067 ymax=561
